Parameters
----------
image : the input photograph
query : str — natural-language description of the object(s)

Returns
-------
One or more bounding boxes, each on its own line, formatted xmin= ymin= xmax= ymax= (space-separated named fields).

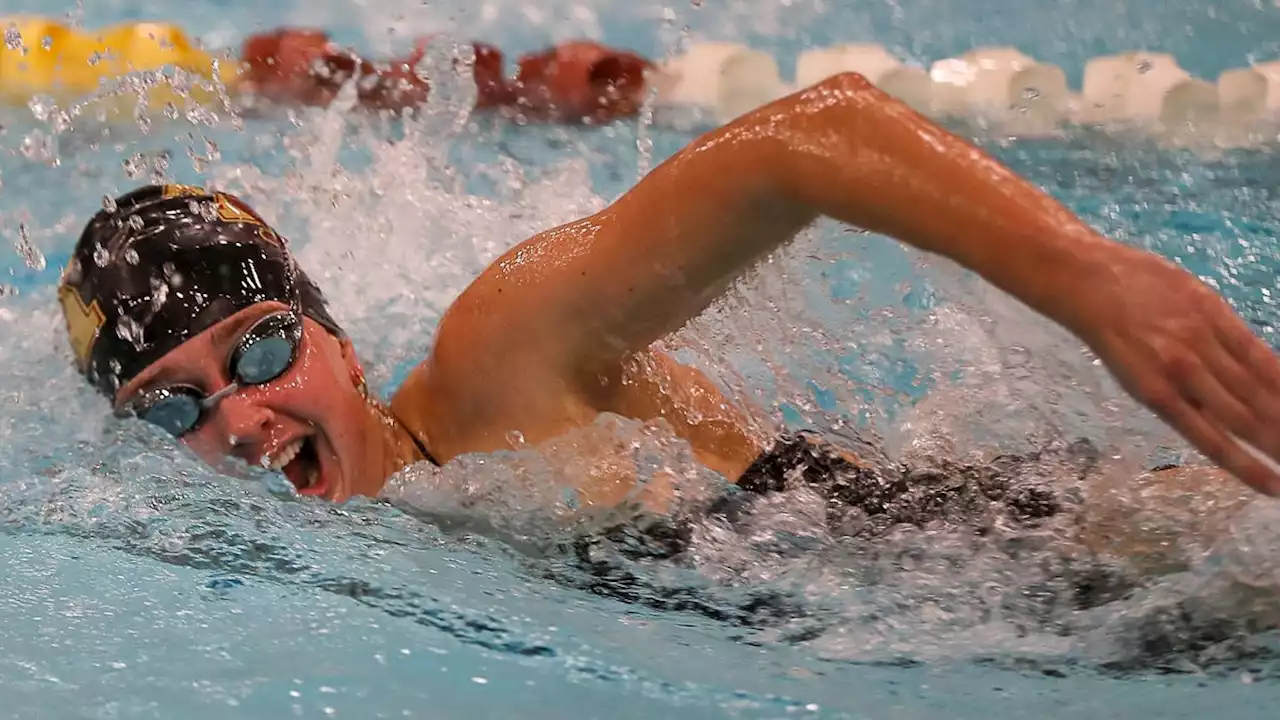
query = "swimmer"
xmin=57 ymin=73 xmax=1280 ymax=519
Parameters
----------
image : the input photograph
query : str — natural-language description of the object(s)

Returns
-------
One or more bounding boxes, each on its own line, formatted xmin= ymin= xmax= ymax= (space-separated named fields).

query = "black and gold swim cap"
xmin=58 ymin=183 xmax=343 ymax=398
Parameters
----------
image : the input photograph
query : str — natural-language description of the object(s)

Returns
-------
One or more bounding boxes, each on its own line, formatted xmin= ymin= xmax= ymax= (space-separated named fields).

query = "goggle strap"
xmin=201 ymin=382 xmax=242 ymax=409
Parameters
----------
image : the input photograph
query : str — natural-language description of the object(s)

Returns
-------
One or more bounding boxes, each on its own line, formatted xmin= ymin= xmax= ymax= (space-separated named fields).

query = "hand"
xmin=1073 ymin=243 xmax=1280 ymax=496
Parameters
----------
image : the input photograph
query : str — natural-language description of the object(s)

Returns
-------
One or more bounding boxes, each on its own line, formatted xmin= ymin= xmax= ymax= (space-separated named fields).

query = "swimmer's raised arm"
xmin=441 ymin=71 xmax=1280 ymax=496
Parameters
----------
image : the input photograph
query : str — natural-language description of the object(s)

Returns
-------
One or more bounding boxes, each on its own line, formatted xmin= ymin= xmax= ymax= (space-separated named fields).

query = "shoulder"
xmin=388 ymin=256 xmax=585 ymax=459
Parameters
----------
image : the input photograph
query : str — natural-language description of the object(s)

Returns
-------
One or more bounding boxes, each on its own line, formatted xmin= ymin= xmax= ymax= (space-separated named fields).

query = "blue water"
xmin=3 ymin=0 xmax=1280 ymax=718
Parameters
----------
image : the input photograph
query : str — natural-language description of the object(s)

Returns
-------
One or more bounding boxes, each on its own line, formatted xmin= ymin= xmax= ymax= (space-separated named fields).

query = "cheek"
xmin=182 ymin=432 xmax=246 ymax=475
xmin=279 ymin=336 xmax=366 ymax=436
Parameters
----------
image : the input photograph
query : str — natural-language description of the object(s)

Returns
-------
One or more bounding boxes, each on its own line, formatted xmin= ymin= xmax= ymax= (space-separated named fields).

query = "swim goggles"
xmin=116 ymin=311 xmax=303 ymax=437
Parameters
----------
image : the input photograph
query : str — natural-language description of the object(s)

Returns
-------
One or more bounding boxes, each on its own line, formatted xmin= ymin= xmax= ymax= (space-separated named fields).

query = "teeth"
xmin=269 ymin=439 xmax=304 ymax=471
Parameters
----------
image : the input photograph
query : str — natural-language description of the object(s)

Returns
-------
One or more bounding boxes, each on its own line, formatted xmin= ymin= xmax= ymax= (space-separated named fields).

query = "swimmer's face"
xmin=113 ymin=302 xmax=388 ymax=501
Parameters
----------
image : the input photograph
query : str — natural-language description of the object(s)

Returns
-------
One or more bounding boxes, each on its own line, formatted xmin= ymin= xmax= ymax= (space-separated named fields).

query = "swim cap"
xmin=58 ymin=183 xmax=344 ymax=398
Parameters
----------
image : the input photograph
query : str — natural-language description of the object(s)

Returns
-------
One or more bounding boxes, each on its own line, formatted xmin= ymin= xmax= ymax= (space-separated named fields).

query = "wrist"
xmin=987 ymin=223 xmax=1119 ymax=334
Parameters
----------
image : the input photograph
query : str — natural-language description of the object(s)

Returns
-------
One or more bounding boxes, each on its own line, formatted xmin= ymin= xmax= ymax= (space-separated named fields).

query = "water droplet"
xmin=122 ymin=152 xmax=145 ymax=178
xmin=13 ymin=224 xmax=45 ymax=270
xmin=197 ymin=200 xmax=219 ymax=222
xmin=148 ymin=273 xmax=169 ymax=312
xmin=116 ymin=315 xmax=145 ymax=350
xmin=19 ymin=131 xmax=56 ymax=164
xmin=102 ymin=195 xmax=118 ymax=213
xmin=27 ymin=95 xmax=53 ymax=122
xmin=92 ymin=243 xmax=109 ymax=267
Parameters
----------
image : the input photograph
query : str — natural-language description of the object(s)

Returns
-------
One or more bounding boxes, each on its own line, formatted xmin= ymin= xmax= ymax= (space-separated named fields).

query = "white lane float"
xmin=794 ymin=43 xmax=933 ymax=113
xmin=1157 ymin=78 xmax=1221 ymax=145
xmin=877 ymin=67 xmax=934 ymax=114
xmin=1078 ymin=52 xmax=1194 ymax=125
xmin=1208 ymin=63 xmax=1280 ymax=147
xmin=928 ymin=47 xmax=1069 ymax=134
xmin=649 ymin=42 xmax=786 ymax=127
xmin=1217 ymin=61 xmax=1280 ymax=137
xmin=795 ymin=43 xmax=903 ymax=86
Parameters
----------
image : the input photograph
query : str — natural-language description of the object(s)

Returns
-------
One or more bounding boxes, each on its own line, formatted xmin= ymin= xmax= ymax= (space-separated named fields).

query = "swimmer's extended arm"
xmin=454 ymin=71 xmax=1280 ymax=495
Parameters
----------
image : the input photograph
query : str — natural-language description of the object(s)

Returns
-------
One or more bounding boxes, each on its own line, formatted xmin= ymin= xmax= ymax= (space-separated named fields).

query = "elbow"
xmin=811 ymin=70 xmax=879 ymax=95
xmin=740 ymin=68 xmax=890 ymax=171
xmin=734 ymin=70 xmax=892 ymax=143
xmin=796 ymin=71 xmax=894 ymax=118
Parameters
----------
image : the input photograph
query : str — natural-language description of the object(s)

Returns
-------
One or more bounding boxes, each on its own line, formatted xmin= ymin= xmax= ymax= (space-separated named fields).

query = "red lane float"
xmin=236 ymin=28 xmax=652 ymax=124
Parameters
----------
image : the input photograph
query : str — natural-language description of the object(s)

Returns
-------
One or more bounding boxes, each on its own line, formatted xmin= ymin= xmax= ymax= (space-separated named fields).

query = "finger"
xmin=1229 ymin=430 xmax=1280 ymax=478
xmin=1197 ymin=336 xmax=1280 ymax=459
xmin=1159 ymin=393 xmax=1280 ymax=496
xmin=1214 ymin=315 xmax=1280 ymax=395
xmin=1177 ymin=349 xmax=1258 ymax=436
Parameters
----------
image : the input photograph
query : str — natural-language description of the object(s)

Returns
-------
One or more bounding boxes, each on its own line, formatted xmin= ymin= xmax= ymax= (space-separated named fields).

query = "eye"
xmin=234 ymin=333 xmax=294 ymax=384
xmin=140 ymin=394 xmax=202 ymax=436
xmin=228 ymin=312 xmax=301 ymax=386
xmin=130 ymin=385 xmax=205 ymax=436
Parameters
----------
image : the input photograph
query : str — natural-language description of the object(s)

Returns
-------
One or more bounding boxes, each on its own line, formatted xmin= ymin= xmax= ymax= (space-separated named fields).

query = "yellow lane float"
xmin=0 ymin=16 xmax=239 ymax=120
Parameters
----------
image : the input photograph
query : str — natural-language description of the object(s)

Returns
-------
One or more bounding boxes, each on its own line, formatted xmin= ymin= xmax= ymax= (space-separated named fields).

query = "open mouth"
xmin=271 ymin=436 xmax=329 ymax=497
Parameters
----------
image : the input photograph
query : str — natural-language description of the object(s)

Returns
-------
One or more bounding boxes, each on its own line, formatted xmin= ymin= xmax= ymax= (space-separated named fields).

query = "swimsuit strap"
xmin=391 ymin=409 xmax=441 ymax=467
xmin=411 ymin=430 xmax=441 ymax=467
xmin=363 ymin=393 xmax=441 ymax=468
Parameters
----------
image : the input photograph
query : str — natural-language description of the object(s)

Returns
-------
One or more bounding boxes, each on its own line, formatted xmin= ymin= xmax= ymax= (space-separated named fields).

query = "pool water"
xmin=3 ymin=0 xmax=1280 ymax=718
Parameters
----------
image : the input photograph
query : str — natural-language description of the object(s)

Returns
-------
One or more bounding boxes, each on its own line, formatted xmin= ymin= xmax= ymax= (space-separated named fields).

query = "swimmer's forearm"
xmin=763 ymin=72 xmax=1113 ymax=328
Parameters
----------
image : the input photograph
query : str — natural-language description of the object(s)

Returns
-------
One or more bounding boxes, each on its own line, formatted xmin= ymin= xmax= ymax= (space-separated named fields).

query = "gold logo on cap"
xmin=161 ymin=184 xmax=204 ymax=199
xmin=58 ymin=285 xmax=105 ymax=372
xmin=256 ymin=226 xmax=281 ymax=245
xmin=213 ymin=192 xmax=267 ymax=228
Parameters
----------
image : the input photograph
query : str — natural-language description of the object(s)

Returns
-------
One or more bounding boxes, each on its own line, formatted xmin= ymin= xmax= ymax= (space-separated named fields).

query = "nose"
xmin=205 ymin=389 xmax=277 ymax=452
